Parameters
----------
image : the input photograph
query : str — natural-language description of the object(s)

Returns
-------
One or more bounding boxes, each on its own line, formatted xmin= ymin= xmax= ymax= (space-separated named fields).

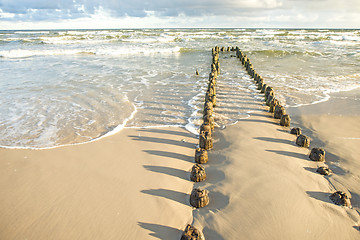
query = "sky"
xmin=0 ymin=0 xmax=359 ymax=30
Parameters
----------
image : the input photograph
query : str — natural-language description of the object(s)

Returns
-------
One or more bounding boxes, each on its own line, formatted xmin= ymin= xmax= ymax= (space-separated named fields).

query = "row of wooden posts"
xmin=181 ymin=45 xmax=352 ymax=239
xmin=181 ymin=47 xmax=221 ymax=240
xmin=235 ymin=47 xmax=352 ymax=208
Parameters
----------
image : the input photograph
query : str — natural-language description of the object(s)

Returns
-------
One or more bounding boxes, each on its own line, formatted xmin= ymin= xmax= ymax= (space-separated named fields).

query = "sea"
xmin=0 ymin=28 xmax=359 ymax=149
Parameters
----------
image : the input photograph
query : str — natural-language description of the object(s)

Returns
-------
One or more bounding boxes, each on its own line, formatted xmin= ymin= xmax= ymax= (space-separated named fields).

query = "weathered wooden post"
xmin=190 ymin=164 xmax=207 ymax=182
xmin=261 ymin=84 xmax=268 ymax=93
xmin=203 ymin=115 xmax=215 ymax=130
xmin=329 ymin=191 xmax=351 ymax=207
xmin=316 ymin=166 xmax=332 ymax=175
xmin=199 ymin=131 xmax=213 ymax=150
xmin=181 ymin=224 xmax=204 ymax=240
xmin=269 ymin=98 xmax=279 ymax=113
xmin=296 ymin=134 xmax=310 ymax=147
xmin=309 ymin=147 xmax=325 ymax=161
xmin=290 ymin=127 xmax=302 ymax=135
xmin=195 ymin=148 xmax=208 ymax=164
xmin=274 ymin=105 xmax=286 ymax=119
xmin=190 ymin=188 xmax=209 ymax=208
xmin=200 ymin=123 xmax=211 ymax=136
xmin=266 ymin=94 xmax=274 ymax=106
xmin=280 ymin=114 xmax=291 ymax=127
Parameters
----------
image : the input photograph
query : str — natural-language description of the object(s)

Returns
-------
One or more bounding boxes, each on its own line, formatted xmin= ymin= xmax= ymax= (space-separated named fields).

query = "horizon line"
xmin=1 ymin=27 xmax=360 ymax=31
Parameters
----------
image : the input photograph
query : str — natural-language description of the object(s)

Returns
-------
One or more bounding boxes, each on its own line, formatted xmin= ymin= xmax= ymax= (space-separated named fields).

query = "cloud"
xmin=0 ymin=0 xmax=286 ymax=20
xmin=0 ymin=0 xmax=359 ymax=28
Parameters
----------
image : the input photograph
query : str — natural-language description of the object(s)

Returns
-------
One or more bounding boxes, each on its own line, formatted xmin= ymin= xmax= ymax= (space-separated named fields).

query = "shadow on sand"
xmin=143 ymin=165 xmax=189 ymax=181
xmin=143 ymin=150 xmax=193 ymax=162
xmin=349 ymin=191 xmax=360 ymax=211
xmin=240 ymin=118 xmax=278 ymax=125
xmin=141 ymin=188 xmax=188 ymax=206
xmin=138 ymin=222 xmax=182 ymax=240
xmin=138 ymin=128 xmax=197 ymax=139
xmin=255 ymin=137 xmax=294 ymax=145
xmin=306 ymin=191 xmax=332 ymax=204
xmin=266 ymin=149 xmax=307 ymax=161
xmin=130 ymin=135 xmax=195 ymax=149
xmin=304 ymin=166 xmax=320 ymax=174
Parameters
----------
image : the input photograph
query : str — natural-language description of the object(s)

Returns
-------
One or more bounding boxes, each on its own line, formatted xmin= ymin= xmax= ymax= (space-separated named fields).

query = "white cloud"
xmin=0 ymin=0 xmax=359 ymax=29
xmin=0 ymin=8 xmax=15 ymax=18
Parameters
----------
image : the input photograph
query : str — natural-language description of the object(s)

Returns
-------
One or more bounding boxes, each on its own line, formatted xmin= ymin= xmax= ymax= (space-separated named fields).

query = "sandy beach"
xmin=288 ymin=89 xmax=360 ymax=214
xmin=0 ymin=127 xmax=197 ymax=239
xmin=192 ymin=87 xmax=360 ymax=239
xmin=1 ymin=85 xmax=359 ymax=239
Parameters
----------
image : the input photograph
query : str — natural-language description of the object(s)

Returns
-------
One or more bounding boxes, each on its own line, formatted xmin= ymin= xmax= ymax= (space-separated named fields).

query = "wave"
xmin=0 ymin=38 xmax=45 ymax=44
xmin=0 ymin=49 xmax=89 ymax=58
xmin=2 ymin=29 xmax=359 ymax=48
xmin=0 ymin=99 xmax=138 ymax=150
xmin=249 ymin=49 xmax=322 ymax=57
xmin=273 ymin=74 xmax=360 ymax=108
xmin=179 ymin=48 xmax=201 ymax=53
xmin=14 ymin=31 xmax=50 ymax=34
xmin=0 ymin=46 xmax=182 ymax=58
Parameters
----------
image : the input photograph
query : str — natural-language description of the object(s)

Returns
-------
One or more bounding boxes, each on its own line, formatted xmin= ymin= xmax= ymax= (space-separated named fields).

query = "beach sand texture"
xmin=1 ymin=49 xmax=360 ymax=239
xmin=0 ymin=127 xmax=197 ymax=239
xmin=1 ymin=96 xmax=359 ymax=239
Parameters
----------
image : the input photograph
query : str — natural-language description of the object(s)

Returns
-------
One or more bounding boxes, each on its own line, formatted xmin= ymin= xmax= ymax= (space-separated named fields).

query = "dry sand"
xmin=0 ymin=127 xmax=197 ymax=239
xmin=1 ymin=90 xmax=360 ymax=239
xmin=190 ymin=88 xmax=360 ymax=240
xmin=194 ymin=111 xmax=360 ymax=239
xmin=288 ymin=89 xmax=360 ymax=215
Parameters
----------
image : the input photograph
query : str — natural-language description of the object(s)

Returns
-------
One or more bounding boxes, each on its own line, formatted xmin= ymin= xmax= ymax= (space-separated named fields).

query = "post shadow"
xmin=266 ymin=149 xmax=307 ymax=161
xmin=141 ymin=188 xmax=188 ymax=206
xmin=244 ymin=112 xmax=274 ymax=119
xmin=139 ymin=128 xmax=197 ymax=139
xmin=220 ymin=99 xmax=259 ymax=105
xmin=349 ymin=191 xmax=360 ymax=210
xmin=277 ymin=128 xmax=290 ymax=134
xmin=255 ymin=137 xmax=294 ymax=145
xmin=215 ymin=109 xmax=259 ymax=115
xmin=143 ymin=165 xmax=189 ymax=181
xmin=240 ymin=118 xmax=278 ymax=125
xmin=143 ymin=150 xmax=193 ymax=162
xmin=219 ymin=106 xmax=260 ymax=111
xmin=304 ymin=166 xmax=319 ymax=174
xmin=138 ymin=222 xmax=182 ymax=240
xmin=306 ymin=191 xmax=332 ymax=204
xmin=129 ymin=135 xmax=195 ymax=149
xmin=141 ymin=120 xmax=187 ymax=126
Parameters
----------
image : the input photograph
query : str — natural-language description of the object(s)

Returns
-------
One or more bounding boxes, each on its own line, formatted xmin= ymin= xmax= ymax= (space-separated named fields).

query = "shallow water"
xmin=0 ymin=29 xmax=359 ymax=148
